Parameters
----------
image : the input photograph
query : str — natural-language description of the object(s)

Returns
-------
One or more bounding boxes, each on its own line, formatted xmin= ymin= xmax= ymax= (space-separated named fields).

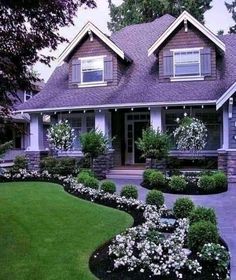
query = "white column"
xmin=28 ymin=113 xmax=44 ymax=151
xmin=150 ymin=107 xmax=162 ymax=131
xmin=222 ymin=104 xmax=229 ymax=150
xmin=95 ymin=110 xmax=108 ymax=135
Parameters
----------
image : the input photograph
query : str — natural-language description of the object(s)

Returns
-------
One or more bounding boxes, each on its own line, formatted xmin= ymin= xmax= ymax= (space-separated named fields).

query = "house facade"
xmin=17 ymin=11 xmax=236 ymax=182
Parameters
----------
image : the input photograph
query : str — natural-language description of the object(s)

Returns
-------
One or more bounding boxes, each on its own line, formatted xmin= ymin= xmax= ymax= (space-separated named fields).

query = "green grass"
xmin=0 ymin=182 xmax=133 ymax=280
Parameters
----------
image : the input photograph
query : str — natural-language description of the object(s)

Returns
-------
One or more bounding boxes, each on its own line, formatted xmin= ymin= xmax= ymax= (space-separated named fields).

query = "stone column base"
xmin=93 ymin=151 xmax=114 ymax=179
xmin=218 ymin=150 xmax=236 ymax=184
xmin=26 ymin=151 xmax=49 ymax=171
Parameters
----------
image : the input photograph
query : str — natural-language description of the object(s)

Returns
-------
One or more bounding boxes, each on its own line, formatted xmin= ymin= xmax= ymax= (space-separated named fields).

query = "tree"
xmin=225 ymin=1 xmax=236 ymax=33
xmin=0 ymin=141 xmax=12 ymax=158
xmin=108 ymin=0 xmax=213 ymax=32
xmin=0 ymin=0 xmax=96 ymax=114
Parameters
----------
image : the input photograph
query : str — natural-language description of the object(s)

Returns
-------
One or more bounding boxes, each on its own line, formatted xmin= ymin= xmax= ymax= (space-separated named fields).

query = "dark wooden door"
xmin=134 ymin=122 xmax=148 ymax=163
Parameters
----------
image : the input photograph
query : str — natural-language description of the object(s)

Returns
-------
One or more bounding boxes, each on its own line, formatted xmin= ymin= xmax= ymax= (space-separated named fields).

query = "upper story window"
xmin=24 ymin=91 xmax=33 ymax=102
xmin=173 ymin=50 xmax=201 ymax=77
xmin=81 ymin=57 xmax=104 ymax=83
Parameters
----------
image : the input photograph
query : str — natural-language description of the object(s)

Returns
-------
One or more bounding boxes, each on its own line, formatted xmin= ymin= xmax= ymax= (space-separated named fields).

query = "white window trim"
xmin=80 ymin=55 xmax=106 ymax=86
xmin=24 ymin=91 xmax=33 ymax=102
xmin=171 ymin=48 xmax=204 ymax=81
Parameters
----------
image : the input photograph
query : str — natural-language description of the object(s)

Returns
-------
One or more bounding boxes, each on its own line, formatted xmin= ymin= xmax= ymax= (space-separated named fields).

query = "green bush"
xmin=149 ymin=171 xmax=165 ymax=189
xmin=198 ymin=175 xmax=216 ymax=192
xmin=173 ymin=198 xmax=195 ymax=219
xmin=83 ymin=176 xmax=99 ymax=190
xmin=11 ymin=155 xmax=28 ymax=173
xmin=77 ymin=171 xmax=91 ymax=184
xmin=40 ymin=156 xmax=76 ymax=175
xmin=40 ymin=156 xmax=57 ymax=174
xmin=187 ymin=221 xmax=219 ymax=252
xmin=121 ymin=185 xmax=138 ymax=199
xmin=146 ymin=190 xmax=164 ymax=208
xmin=79 ymin=168 xmax=95 ymax=178
xmin=169 ymin=175 xmax=187 ymax=192
xmin=143 ymin=169 xmax=156 ymax=185
xmin=212 ymin=172 xmax=227 ymax=191
xmin=101 ymin=181 xmax=116 ymax=194
xmin=189 ymin=206 xmax=217 ymax=225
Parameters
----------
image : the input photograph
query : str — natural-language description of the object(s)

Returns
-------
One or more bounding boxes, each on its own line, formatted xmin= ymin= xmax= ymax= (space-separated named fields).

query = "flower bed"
xmin=0 ymin=169 xmax=230 ymax=280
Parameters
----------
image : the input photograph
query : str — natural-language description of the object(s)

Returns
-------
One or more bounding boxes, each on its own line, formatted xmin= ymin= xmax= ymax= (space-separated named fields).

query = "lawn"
xmin=0 ymin=182 xmax=133 ymax=280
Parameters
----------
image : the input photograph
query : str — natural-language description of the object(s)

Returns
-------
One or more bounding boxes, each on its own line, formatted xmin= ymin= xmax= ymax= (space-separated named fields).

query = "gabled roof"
xmin=216 ymin=81 xmax=236 ymax=110
xmin=148 ymin=11 xmax=226 ymax=56
xmin=58 ymin=21 xmax=131 ymax=63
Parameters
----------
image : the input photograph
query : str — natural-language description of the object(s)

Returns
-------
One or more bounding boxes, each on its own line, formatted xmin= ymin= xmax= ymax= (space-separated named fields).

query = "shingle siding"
xmin=229 ymin=104 xmax=236 ymax=149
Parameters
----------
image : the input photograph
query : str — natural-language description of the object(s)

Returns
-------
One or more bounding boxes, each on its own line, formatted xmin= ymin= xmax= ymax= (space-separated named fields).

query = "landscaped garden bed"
xmin=0 ymin=169 xmax=230 ymax=280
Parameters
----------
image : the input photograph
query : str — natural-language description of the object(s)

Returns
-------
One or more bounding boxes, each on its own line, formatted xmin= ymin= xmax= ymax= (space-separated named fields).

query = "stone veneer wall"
xmin=145 ymin=158 xmax=166 ymax=171
xmin=93 ymin=151 xmax=114 ymax=179
xmin=218 ymin=150 xmax=236 ymax=184
xmin=26 ymin=151 xmax=49 ymax=171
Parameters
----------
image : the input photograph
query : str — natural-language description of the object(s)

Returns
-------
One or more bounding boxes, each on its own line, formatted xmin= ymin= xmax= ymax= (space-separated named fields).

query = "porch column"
xmin=95 ymin=110 xmax=109 ymax=136
xmin=222 ymin=104 xmax=229 ymax=149
xmin=150 ymin=107 xmax=162 ymax=131
xmin=28 ymin=113 xmax=44 ymax=151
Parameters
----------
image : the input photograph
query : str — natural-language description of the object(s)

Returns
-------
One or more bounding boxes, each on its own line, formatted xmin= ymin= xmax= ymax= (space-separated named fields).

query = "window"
xmin=81 ymin=57 xmax=104 ymax=83
xmin=173 ymin=49 xmax=201 ymax=77
xmin=24 ymin=91 xmax=33 ymax=102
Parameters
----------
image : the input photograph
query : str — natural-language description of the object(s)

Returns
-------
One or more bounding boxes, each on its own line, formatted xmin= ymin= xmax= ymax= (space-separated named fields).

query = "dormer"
xmin=58 ymin=22 xmax=131 ymax=88
xmin=148 ymin=11 xmax=225 ymax=82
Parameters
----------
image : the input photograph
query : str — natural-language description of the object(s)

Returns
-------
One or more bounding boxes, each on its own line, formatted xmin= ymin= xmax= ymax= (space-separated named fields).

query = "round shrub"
xmin=187 ymin=221 xmax=219 ymax=252
xmin=149 ymin=171 xmax=165 ymax=189
xmin=77 ymin=171 xmax=90 ymax=184
xmin=146 ymin=190 xmax=164 ymax=208
xmin=121 ymin=185 xmax=138 ymax=199
xmin=101 ymin=180 xmax=116 ymax=194
xmin=83 ymin=176 xmax=99 ymax=190
xmin=198 ymin=175 xmax=216 ymax=193
xmin=212 ymin=172 xmax=227 ymax=191
xmin=189 ymin=206 xmax=217 ymax=225
xmin=143 ymin=169 xmax=156 ymax=185
xmin=169 ymin=175 xmax=187 ymax=192
xmin=173 ymin=198 xmax=195 ymax=219
xmin=79 ymin=168 xmax=95 ymax=177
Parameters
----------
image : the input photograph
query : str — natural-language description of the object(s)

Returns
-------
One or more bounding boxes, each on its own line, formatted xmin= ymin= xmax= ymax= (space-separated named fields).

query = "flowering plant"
xmin=47 ymin=120 xmax=75 ymax=151
xmin=173 ymin=116 xmax=208 ymax=152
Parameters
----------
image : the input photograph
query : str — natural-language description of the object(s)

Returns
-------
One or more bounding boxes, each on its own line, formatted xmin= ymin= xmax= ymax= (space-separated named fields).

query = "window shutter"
xmin=104 ymin=56 xmax=113 ymax=82
xmin=72 ymin=59 xmax=81 ymax=83
xmin=201 ymin=48 xmax=211 ymax=76
xmin=163 ymin=50 xmax=173 ymax=77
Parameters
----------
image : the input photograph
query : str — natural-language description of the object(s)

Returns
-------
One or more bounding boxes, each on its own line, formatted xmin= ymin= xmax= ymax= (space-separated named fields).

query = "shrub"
xmin=149 ymin=171 xmax=165 ymax=189
xmin=169 ymin=175 xmax=187 ymax=192
xmin=143 ymin=169 xmax=156 ymax=185
xmin=79 ymin=168 xmax=95 ymax=177
xmin=77 ymin=171 xmax=91 ymax=184
xmin=189 ymin=207 xmax=217 ymax=225
xmin=83 ymin=176 xmax=99 ymax=190
xmin=12 ymin=155 xmax=28 ymax=172
xmin=198 ymin=175 xmax=216 ymax=193
xmin=212 ymin=172 xmax=227 ymax=191
xmin=40 ymin=156 xmax=57 ymax=174
xmin=173 ymin=198 xmax=195 ymax=219
xmin=187 ymin=221 xmax=219 ymax=252
xmin=40 ymin=156 xmax=76 ymax=175
xmin=101 ymin=181 xmax=116 ymax=194
xmin=121 ymin=185 xmax=138 ymax=199
xmin=146 ymin=190 xmax=164 ymax=208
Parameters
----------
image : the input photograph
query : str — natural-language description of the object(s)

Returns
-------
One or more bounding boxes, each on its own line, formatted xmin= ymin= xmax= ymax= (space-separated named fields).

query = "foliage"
xmin=173 ymin=117 xmax=208 ymax=152
xmin=47 ymin=120 xmax=75 ymax=151
xmin=187 ymin=221 xmax=219 ymax=252
xmin=83 ymin=176 xmax=99 ymax=190
xmin=41 ymin=156 xmax=77 ymax=175
xmin=78 ymin=168 xmax=95 ymax=178
xmin=173 ymin=198 xmax=195 ymax=219
xmin=136 ymin=127 xmax=170 ymax=160
xmin=77 ymin=171 xmax=92 ymax=184
xmin=169 ymin=175 xmax=187 ymax=192
xmin=108 ymin=0 xmax=212 ymax=32
xmin=101 ymin=180 xmax=116 ymax=194
xmin=0 ymin=141 xmax=12 ymax=157
xmin=0 ymin=0 xmax=96 ymax=114
xmin=120 ymin=185 xmax=138 ymax=199
xmin=212 ymin=172 xmax=227 ymax=191
xmin=198 ymin=175 xmax=216 ymax=193
xmin=143 ymin=169 xmax=156 ymax=185
xmin=146 ymin=190 xmax=164 ymax=208
xmin=225 ymin=1 xmax=236 ymax=33
xmin=199 ymin=243 xmax=230 ymax=275
xmin=11 ymin=155 xmax=28 ymax=173
xmin=189 ymin=207 xmax=217 ymax=225
xmin=149 ymin=170 xmax=166 ymax=189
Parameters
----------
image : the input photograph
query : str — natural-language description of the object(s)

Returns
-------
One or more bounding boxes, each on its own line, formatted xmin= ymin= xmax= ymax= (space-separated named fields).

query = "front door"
xmin=134 ymin=122 xmax=148 ymax=163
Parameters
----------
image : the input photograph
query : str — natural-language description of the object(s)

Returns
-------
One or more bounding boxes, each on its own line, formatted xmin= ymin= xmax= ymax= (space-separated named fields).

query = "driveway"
xmin=113 ymin=179 xmax=236 ymax=279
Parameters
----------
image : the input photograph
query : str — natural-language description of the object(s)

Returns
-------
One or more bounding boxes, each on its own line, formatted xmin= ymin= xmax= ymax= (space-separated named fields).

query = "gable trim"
xmin=216 ymin=81 xmax=236 ymax=110
xmin=58 ymin=22 xmax=130 ymax=63
xmin=148 ymin=11 xmax=225 ymax=57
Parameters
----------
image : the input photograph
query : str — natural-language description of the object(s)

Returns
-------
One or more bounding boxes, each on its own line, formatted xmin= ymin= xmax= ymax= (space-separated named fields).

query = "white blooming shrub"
xmin=47 ymin=120 xmax=75 ymax=151
xmin=173 ymin=117 xmax=208 ymax=152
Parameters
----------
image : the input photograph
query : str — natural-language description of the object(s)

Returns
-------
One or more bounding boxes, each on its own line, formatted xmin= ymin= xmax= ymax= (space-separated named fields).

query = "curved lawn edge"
xmin=0 ymin=180 xmax=133 ymax=280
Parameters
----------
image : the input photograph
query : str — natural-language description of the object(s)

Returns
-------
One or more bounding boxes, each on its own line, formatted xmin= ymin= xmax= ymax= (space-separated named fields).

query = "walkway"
xmin=113 ymin=179 xmax=236 ymax=279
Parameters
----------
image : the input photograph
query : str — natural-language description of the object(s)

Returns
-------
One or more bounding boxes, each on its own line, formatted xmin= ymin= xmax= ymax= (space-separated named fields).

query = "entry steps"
xmin=106 ymin=167 xmax=144 ymax=180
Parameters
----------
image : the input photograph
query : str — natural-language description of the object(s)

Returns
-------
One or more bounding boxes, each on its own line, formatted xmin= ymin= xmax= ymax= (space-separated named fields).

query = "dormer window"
xmin=24 ymin=91 xmax=33 ymax=102
xmin=81 ymin=56 xmax=104 ymax=83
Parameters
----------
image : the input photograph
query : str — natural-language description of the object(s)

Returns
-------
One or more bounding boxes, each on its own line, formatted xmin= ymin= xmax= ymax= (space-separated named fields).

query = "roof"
xmin=216 ymin=81 xmax=236 ymax=110
xmin=17 ymin=14 xmax=236 ymax=113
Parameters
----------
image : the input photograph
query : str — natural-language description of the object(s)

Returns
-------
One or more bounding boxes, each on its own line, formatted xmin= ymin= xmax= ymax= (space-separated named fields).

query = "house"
xmin=0 ymin=81 xmax=46 ymax=167
xmin=16 ymin=11 xmax=236 ymax=182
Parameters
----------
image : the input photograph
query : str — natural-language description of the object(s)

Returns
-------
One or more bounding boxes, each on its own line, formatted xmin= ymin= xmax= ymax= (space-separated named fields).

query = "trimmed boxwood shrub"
xmin=173 ymin=198 xmax=194 ymax=219
xmin=189 ymin=206 xmax=217 ymax=225
xmin=149 ymin=171 xmax=165 ymax=189
xmin=146 ymin=190 xmax=164 ymax=208
xmin=212 ymin=172 xmax=227 ymax=191
xmin=79 ymin=168 xmax=95 ymax=177
xmin=41 ymin=156 xmax=76 ymax=175
xmin=198 ymin=175 xmax=216 ymax=193
xmin=143 ymin=169 xmax=156 ymax=185
xmin=101 ymin=181 xmax=116 ymax=194
xmin=169 ymin=175 xmax=187 ymax=192
xmin=187 ymin=221 xmax=219 ymax=252
xmin=121 ymin=185 xmax=138 ymax=199
xmin=11 ymin=155 xmax=28 ymax=173
xmin=83 ymin=176 xmax=99 ymax=190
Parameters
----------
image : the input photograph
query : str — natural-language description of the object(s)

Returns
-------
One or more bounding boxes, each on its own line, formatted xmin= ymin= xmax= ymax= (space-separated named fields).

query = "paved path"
xmin=112 ymin=179 xmax=236 ymax=279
